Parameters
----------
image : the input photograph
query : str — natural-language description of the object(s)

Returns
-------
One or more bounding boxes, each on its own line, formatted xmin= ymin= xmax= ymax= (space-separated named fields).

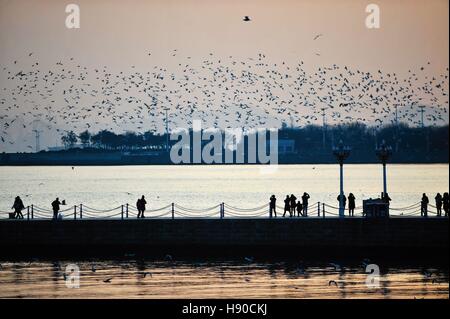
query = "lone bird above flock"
xmin=243 ymin=16 xmax=251 ymax=22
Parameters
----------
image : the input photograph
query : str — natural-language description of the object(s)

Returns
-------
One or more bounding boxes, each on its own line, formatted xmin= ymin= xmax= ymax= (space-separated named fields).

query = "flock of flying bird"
xmin=0 ymin=48 xmax=448 ymax=151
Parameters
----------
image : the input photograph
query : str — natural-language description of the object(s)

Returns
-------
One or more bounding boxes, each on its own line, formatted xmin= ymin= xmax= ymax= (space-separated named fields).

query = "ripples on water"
xmin=0 ymin=259 xmax=448 ymax=299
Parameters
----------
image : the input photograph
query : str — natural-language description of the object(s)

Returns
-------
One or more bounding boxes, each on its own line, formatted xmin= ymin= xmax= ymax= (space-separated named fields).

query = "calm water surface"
xmin=0 ymin=259 xmax=448 ymax=299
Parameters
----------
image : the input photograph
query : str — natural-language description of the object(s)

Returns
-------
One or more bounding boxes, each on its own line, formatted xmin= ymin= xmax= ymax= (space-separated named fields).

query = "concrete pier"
xmin=0 ymin=218 xmax=448 ymax=259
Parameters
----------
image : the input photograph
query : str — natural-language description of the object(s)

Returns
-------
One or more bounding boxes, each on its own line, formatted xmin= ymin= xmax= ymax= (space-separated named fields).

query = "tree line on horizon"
xmin=58 ymin=123 xmax=449 ymax=159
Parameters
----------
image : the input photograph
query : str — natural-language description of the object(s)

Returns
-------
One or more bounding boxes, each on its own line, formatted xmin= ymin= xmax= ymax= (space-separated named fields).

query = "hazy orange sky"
xmin=0 ymin=0 xmax=448 ymax=152
xmin=0 ymin=0 xmax=448 ymax=72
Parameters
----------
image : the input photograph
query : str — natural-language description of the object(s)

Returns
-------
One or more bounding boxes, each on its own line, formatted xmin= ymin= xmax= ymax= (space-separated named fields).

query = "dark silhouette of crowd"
xmin=275 ymin=193 xmax=311 ymax=218
xmin=270 ymin=191 xmax=449 ymax=218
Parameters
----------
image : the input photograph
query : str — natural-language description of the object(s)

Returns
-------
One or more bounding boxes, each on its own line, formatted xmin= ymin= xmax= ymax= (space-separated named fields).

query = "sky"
xmin=0 ymin=0 xmax=448 ymax=152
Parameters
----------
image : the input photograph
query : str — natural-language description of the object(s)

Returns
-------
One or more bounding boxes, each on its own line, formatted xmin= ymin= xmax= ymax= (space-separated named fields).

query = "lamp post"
xmin=375 ymin=140 xmax=393 ymax=196
xmin=332 ymin=140 xmax=351 ymax=218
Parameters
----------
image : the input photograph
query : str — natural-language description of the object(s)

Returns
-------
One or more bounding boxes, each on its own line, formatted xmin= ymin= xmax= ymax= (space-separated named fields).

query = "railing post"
xmin=322 ymin=203 xmax=326 ymax=218
xmin=74 ymin=205 xmax=77 ymax=220
xmin=222 ymin=202 xmax=225 ymax=219
xmin=79 ymin=204 xmax=83 ymax=219
xmin=121 ymin=205 xmax=124 ymax=220
xmin=31 ymin=204 xmax=34 ymax=219
xmin=27 ymin=206 xmax=30 ymax=220
xmin=318 ymin=202 xmax=321 ymax=217
xmin=126 ymin=203 xmax=129 ymax=218
xmin=171 ymin=203 xmax=175 ymax=219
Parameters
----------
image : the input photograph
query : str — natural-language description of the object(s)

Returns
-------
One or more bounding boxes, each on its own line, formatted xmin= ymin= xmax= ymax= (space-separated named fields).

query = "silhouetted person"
xmin=289 ymin=194 xmax=297 ymax=217
xmin=442 ymin=192 xmax=449 ymax=217
xmin=421 ymin=193 xmax=429 ymax=217
xmin=137 ymin=195 xmax=147 ymax=218
xmin=301 ymin=192 xmax=310 ymax=216
xmin=435 ymin=193 xmax=443 ymax=217
xmin=381 ymin=192 xmax=392 ymax=206
xmin=51 ymin=198 xmax=61 ymax=220
xmin=337 ymin=194 xmax=347 ymax=213
xmin=269 ymin=195 xmax=277 ymax=218
xmin=296 ymin=201 xmax=303 ymax=217
xmin=12 ymin=196 xmax=25 ymax=219
xmin=348 ymin=193 xmax=356 ymax=217
xmin=283 ymin=195 xmax=290 ymax=217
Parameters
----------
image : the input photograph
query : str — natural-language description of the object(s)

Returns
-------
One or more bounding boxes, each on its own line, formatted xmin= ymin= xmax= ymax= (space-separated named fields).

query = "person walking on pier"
xmin=435 ymin=193 xmax=443 ymax=217
xmin=421 ymin=193 xmax=429 ymax=217
xmin=296 ymin=201 xmax=303 ymax=217
xmin=269 ymin=195 xmax=277 ymax=218
xmin=442 ymin=192 xmax=449 ymax=217
xmin=283 ymin=195 xmax=291 ymax=217
xmin=137 ymin=195 xmax=147 ymax=218
xmin=289 ymin=194 xmax=297 ymax=217
xmin=348 ymin=193 xmax=356 ymax=217
xmin=301 ymin=192 xmax=310 ymax=216
xmin=12 ymin=196 xmax=25 ymax=219
xmin=51 ymin=198 xmax=61 ymax=220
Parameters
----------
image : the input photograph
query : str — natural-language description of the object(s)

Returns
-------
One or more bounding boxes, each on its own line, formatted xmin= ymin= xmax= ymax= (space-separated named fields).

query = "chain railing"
xmin=0 ymin=201 xmax=448 ymax=220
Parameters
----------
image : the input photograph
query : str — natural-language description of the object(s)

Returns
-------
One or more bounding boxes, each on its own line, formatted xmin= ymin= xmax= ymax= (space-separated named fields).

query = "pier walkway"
xmin=0 ymin=201 xmax=445 ymax=220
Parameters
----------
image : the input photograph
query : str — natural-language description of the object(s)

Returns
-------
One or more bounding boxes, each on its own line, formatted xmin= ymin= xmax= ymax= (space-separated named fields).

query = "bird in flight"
xmin=313 ymin=34 xmax=323 ymax=40
xmin=243 ymin=16 xmax=251 ymax=22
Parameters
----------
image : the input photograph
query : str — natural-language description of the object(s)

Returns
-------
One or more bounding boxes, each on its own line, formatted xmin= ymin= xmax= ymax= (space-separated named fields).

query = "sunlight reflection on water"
xmin=0 ymin=260 xmax=448 ymax=299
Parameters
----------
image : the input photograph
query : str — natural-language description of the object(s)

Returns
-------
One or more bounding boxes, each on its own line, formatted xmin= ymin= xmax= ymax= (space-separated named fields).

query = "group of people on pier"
xmin=7 ymin=191 xmax=450 ymax=219
xmin=421 ymin=192 xmax=449 ymax=217
xmin=269 ymin=193 xmax=311 ymax=218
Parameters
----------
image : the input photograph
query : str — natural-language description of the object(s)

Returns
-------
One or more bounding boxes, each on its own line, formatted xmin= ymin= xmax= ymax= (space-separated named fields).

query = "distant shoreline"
xmin=1 ymin=148 xmax=448 ymax=166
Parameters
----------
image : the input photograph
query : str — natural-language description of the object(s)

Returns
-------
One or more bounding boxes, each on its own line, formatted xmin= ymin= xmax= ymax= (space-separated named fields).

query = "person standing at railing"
xmin=348 ymin=193 xmax=356 ymax=217
xmin=269 ymin=195 xmax=277 ymax=218
xmin=435 ymin=193 xmax=443 ymax=217
xmin=137 ymin=195 xmax=147 ymax=218
xmin=289 ymin=194 xmax=297 ymax=217
xmin=301 ymin=192 xmax=310 ymax=216
xmin=420 ymin=193 xmax=429 ymax=217
xmin=442 ymin=192 xmax=449 ymax=217
xmin=296 ymin=201 xmax=303 ymax=217
xmin=51 ymin=198 xmax=61 ymax=220
xmin=12 ymin=196 xmax=25 ymax=219
xmin=283 ymin=195 xmax=290 ymax=218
